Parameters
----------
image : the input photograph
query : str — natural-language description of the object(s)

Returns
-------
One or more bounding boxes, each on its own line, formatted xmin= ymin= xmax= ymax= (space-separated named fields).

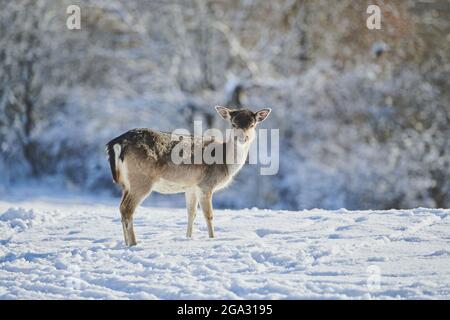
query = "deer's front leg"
xmin=185 ymin=189 xmax=198 ymax=238
xmin=199 ymin=191 xmax=215 ymax=238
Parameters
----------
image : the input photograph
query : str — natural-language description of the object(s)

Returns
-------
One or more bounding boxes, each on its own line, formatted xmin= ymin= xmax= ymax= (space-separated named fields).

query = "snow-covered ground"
xmin=0 ymin=195 xmax=449 ymax=299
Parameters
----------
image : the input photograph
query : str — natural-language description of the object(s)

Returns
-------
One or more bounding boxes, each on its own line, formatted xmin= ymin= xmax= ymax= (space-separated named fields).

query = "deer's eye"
xmin=232 ymin=124 xmax=237 ymax=128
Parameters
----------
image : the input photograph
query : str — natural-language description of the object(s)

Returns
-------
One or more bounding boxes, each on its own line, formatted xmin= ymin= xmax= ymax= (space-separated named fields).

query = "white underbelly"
xmin=153 ymin=178 xmax=189 ymax=194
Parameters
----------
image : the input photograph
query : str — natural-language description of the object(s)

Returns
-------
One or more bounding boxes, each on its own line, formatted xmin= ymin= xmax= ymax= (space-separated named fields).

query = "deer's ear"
xmin=255 ymin=108 xmax=272 ymax=123
xmin=215 ymin=106 xmax=231 ymax=120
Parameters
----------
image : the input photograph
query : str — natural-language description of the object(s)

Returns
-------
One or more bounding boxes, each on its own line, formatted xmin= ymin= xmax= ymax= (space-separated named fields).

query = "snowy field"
xmin=0 ymin=195 xmax=449 ymax=300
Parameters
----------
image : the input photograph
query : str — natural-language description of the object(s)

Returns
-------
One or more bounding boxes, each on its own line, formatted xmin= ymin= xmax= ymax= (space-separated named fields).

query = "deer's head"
xmin=215 ymin=106 xmax=271 ymax=145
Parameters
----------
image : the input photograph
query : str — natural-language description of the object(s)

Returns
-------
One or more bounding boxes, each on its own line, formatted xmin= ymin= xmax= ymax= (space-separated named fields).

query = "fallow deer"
xmin=106 ymin=106 xmax=271 ymax=246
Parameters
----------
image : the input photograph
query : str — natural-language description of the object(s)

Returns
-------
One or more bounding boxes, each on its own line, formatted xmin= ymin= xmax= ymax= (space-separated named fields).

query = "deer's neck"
xmin=225 ymin=138 xmax=250 ymax=176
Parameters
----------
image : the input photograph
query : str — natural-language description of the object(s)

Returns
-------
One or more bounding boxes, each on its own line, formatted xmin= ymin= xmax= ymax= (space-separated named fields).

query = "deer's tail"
xmin=106 ymin=141 xmax=124 ymax=184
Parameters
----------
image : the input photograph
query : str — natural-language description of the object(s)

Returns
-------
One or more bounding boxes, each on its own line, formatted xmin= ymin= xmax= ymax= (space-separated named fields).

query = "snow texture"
xmin=0 ymin=197 xmax=449 ymax=299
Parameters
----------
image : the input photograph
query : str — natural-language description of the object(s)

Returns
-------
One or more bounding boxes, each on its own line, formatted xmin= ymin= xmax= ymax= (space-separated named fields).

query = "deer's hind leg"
xmin=120 ymin=173 xmax=153 ymax=246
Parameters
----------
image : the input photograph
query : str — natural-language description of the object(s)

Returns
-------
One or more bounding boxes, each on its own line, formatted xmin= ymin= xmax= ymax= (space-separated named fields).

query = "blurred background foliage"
xmin=0 ymin=0 xmax=449 ymax=210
